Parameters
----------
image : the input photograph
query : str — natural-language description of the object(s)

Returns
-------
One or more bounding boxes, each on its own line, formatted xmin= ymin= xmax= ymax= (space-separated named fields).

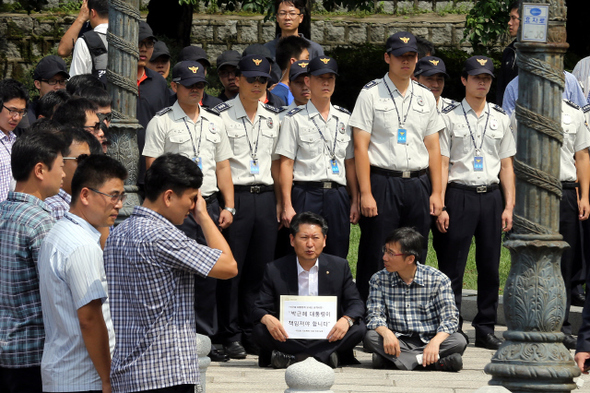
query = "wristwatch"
xmin=224 ymin=207 xmax=236 ymax=216
xmin=343 ymin=316 xmax=354 ymax=327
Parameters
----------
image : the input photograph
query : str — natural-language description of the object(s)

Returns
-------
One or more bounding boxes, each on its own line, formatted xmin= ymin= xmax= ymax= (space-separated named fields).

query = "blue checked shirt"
xmin=0 ymin=192 xmax=55 ymax=367
xmin=104 ymin=206 xmax=221 ymax=392
xmin=366 ymin=263 xmax=459 ymax=343
xmin=0 ymin=131 xmax=16 ymax=202
xmin=44 ymin=188 xmax=71 ymax=220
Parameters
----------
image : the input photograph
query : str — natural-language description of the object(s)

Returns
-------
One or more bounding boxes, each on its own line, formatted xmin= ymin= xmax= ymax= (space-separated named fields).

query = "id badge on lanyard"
xmin=473 ymin=156 xmax=484 ymax=171
xmin=331 ymin=158 xmax=339 ymax=174
xmin=250 ymin=159 xmax=260 ymax=175
xmin=397 ymin=128 xmax=407 ymax=144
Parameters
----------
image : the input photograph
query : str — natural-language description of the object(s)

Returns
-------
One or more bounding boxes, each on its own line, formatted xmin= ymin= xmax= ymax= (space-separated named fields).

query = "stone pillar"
xmin=196 ymin=334 xmax=211 ymax=393
xmin=484 ymin=1 xmax=581 ymax=391
xmin=106 ymin=0 xmax=143 ymax=219
xmin=284 ymin=358 xmax=334 ymax=393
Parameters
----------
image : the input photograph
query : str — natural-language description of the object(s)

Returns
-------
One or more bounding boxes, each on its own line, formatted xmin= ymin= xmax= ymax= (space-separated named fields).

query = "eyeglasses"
xmin=138 ymin=40 xmax=155 ymax=49
xmin=88 ymin=187 xmax=127 ymax=204
xmin=97 ymin=112 xmax=112 ymax=123
xmin=41 ymin=79 xmax=67 ymax=86
xmin=382 ymin=246 xmax=406 ymax=258
xmin=245 ymin=76 xmax=269 ymax=84
xmin=2 ymin=105 xmax=27 ymax=118
xmin=83 ymin=122 xmax=101 ymax=133
xmin=63 ymin=153 xmax=89 ymax=163
xmin=278 ymin=11 xmax=301 ymax=18
xmin=183 ymin=82 xmax=207 ymax=90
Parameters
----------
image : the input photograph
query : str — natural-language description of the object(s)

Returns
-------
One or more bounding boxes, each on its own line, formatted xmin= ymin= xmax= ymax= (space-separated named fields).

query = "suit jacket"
xmin=252 ymin=253 xmax=365 ymax=324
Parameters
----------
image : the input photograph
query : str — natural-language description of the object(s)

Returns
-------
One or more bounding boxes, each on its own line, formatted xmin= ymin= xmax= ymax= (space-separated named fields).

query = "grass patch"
xmin=346 ymin=225 xmax=512 ymax=293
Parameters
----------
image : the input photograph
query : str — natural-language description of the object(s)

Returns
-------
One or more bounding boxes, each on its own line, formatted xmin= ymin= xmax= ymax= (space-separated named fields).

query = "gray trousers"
xmin=364 ymin=330 xmax=467 ymax=370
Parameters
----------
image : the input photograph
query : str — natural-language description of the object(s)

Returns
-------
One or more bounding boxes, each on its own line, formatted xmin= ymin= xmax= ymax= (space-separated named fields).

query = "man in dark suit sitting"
xmin=252 ymin=211 xmax=366 ymax=368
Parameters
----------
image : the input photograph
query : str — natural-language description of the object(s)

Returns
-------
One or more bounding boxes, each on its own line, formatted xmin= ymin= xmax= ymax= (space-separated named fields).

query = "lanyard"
xmin=0 ymin=138 xmax=11 ymax=156
xmin=461 ymin=102 xmax=490 ymax=156
xmin=241 ymin=117 xmax=262 ymax=161
xmin=383 ymin=78 xmax=413 ymax=126
xmin=310 ymin=109 xmax=339 ymax=160
xmin=182 ymin=117 xmax=204 ymax=160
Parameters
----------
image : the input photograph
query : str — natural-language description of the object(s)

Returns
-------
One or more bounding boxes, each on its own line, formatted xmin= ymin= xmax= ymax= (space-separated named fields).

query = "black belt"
xmin=562 ymin=181 xmax=579 ymax=189
xmin=293 ymin=181 xmax=343 ymax=189
xmin=234 ymin=184 xmax=274 ymax=194
xmin=370 ymin=166 xmax=427 ymax=178
xmin=203 ymin=192 xmax=218 ymax=204
xmin=448 ymin=183 xmax=499 ymax=193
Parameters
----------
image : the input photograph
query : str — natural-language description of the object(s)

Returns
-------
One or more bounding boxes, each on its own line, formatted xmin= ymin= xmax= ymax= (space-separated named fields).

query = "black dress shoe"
xmin=271 ymin=350 xmax=295 ymax=369
xmin=572 ymin=293 xmax=586 ymax=307
xmin=208 ymin=347 xmax=229 ymax=362
xmin=242 ymin=339 xmax=260 ymax=356
xmin=563 ymin=334 xmax=577 ymax=350
xmin=224 ymin=341 xmax=247 ymax=359
xmin=475 ymin=333 xmax=503 ymax=350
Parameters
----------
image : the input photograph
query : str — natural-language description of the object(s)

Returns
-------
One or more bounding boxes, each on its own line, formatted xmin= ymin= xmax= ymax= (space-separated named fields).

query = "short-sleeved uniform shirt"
xmin=216 ymin=97 xmax=281 ymax=186
xmin=39 ymin=212 xmax=115 ymax=392
xmin=275 ymin=101 xmax=353 ymax=185
xmin=143 ymin=101 xmax=233 ymax=197
xmin=348 ymin=74 xmax=445 ymax=171
xmin=440 ymin=99 xmax=516 ymax=186
xmin=104 ymin=206 xmax=222 ymax=392
xmin=560 ymin=100 xmax=590 ymax=181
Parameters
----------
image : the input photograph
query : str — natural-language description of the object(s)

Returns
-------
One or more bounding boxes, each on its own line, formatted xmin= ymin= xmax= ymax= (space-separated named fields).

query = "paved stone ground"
xmin=204 ymin=323 xmax=589 ymax=393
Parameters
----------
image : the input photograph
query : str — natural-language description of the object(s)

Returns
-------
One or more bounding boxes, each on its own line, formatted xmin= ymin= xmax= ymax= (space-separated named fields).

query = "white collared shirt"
xmin=297 ymin=257 xmax=319 ymax=296
xmin=70 ymin=23 xmax=108 ymax=77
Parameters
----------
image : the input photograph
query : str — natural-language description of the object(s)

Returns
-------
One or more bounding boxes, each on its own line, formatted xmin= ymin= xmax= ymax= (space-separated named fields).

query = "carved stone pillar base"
xmin=485 ymin=234 xmax=580 ymax=392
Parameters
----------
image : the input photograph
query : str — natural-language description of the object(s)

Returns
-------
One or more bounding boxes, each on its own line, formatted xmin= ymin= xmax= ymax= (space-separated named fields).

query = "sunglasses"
xmin=83 ymin=122 xmax=101 ymax=133
xmin=97 ymin=112 xmax=113 ymax=123
xmin=245 ymin=76 xmax=269 ymax=84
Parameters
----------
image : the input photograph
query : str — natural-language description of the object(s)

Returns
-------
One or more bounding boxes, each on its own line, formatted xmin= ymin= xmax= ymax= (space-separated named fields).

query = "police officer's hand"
xmin=261 ymin=314 xmax=289 ymax=342
xmin=430 ymin=194 xmax=443 ymax=216
xmin=218 ymin=209 xmax=233 ymax=229
xmin=501 ymin=208 xmax=513 ymax=232
xmin=360 ymin=192 xmax=378 ymax=217
xmin=349 ymin=200 xmax=360 ymax=224
xmin=436 ymin=211 xmax=449 ymax=233
xmin=575 ymin=351 xmax=590 ymax=373
xmin=579 ymin=198 xmax=590 ymax=221
xmin=281 ymin=206 xmax=297 ymax=228
xmin=191 ymin=190 xmax=209 ymax=226
xmin=327 ymin=318 xmax=350 ymax=342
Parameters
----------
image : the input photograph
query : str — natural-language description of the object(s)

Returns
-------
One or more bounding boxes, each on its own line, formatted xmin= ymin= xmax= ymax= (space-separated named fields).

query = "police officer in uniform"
xmin=434 ymin=56 xmax=516 ymax=350
xmin=413 ymin=56 xmax=455 ymax=113
xmin=281 ymin=60 xmax=311 ymax=115
xmin=349 ymin=32 xmax=445 ymax=302
xmin=276 ymin=56 xmax=359 ymax=258
xmin=143 ymin=60 xmax=235 ymax=361
xmin=215 ymin=54 xmax=284 ymax=357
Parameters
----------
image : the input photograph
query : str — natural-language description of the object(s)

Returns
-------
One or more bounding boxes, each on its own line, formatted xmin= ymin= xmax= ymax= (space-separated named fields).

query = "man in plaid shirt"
xmin=364 ymin=227 xmax=467 ymax=371
xmin=0 ymin=130 xmax=67 ymax=392
xmin=104 ymin=153 xmax=237 ymax=393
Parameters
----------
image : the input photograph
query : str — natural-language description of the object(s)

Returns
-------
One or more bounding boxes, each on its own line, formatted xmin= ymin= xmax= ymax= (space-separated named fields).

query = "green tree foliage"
xmin=463 ymin=0 xmax=511 ymax=53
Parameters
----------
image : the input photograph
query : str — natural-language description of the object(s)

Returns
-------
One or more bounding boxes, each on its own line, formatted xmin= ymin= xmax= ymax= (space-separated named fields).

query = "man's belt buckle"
xmin=250 ymin=185 xmax=261 ymax=193
xmin=402 ymin=171 xmax=411 ymax=179
xmin=322 ymin=182 xmax=333 ymax=189
xmin=476 ymin=185 xmax=487 ymax=193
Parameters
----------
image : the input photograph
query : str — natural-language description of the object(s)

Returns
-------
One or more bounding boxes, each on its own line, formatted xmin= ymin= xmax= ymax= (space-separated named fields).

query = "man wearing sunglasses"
xmin=143 ymin=60 xmax=235 ymax=362
xmin=215 ymin=54 xmax=284 ymax=359
xmin=53 ymin=97 xmax=107 ymax=152
xmin=38 ymin=155 xmax=127 ymax=393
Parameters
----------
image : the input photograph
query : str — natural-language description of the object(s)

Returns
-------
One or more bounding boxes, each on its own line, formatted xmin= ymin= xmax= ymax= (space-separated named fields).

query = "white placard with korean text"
xmin=280 ymin=295 xmax=338 ymax=339
xmin=521 ymin=4 xmax=549 ymax=43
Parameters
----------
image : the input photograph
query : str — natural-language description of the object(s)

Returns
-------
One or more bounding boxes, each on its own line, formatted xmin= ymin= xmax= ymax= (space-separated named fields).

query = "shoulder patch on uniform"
xmin=203 ymin=106 xmax=220 ymax=116
xmin=564 ymin=99 xmax=580 ymax=110
xmin=333 ymin=105 xmax=351 ymax=115
xmin=492 ymin=104 xmax=507 ymax=115
xmin=363 ymin=79 xmax=379 ymax=89
xmin=442 ymin=102 xmax=459 ymax=114
xmin=156 ymin=107 xmax=172 ymax=116
xmin=412 ymin=80 xmax=429 ymax=90
xmin=286 ymin=107 xmax=303 ymax=117
xmin=213 ymin=102 xmax=231 ymax=113
xmin=583 ymin=104 xmax=590 ymax=113
xmin=262 ymin=103 xmax=285 ymax=113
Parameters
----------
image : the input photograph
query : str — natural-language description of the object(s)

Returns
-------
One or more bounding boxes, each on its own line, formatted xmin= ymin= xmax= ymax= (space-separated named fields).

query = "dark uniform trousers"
xmin=177 ymin=196 xmax=221 ymax=339
xmin=356 ymin=172 xmax=432 ymax=302
xmin=252 ymin=321 xmax=366 ymax=364
xmin=560 ymin=186 xmax=583 ymax=335
xmin=432 ymin=186 xmax=502 ymax=336
xmin=291 ymin=183 xmax=351 ymax=258
xmin=217 ymin=188 xmax=278 ymax=344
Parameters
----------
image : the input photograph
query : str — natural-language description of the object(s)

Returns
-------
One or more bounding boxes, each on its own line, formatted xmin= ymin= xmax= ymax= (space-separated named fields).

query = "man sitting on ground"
xmin=364 ymin=227 xmax=467 ymax=371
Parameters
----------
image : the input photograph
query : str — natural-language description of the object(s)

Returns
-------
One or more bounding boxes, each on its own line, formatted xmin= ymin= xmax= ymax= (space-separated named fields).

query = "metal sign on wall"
xmin=521 ymin=3 xmax=549 ymax=43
